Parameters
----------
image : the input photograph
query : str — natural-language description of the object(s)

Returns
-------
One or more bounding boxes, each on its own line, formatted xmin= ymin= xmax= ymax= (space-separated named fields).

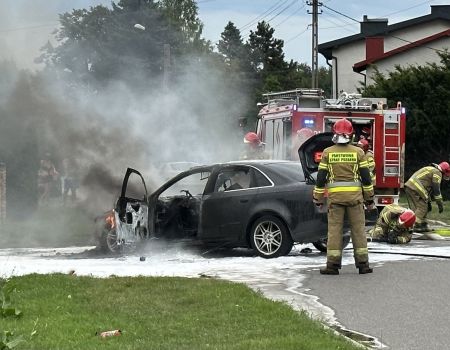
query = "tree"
xmin=247 ymin=21 xmax=286 ymax=73
xmin=362 ymin=51 xmax=450 ymax=177
xmin=38 ymin=0 xmax=211 ymax=89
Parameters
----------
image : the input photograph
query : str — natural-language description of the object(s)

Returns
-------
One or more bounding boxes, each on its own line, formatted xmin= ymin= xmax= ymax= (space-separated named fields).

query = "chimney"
xmin=361 ymin=15 xmax=387 ymax=61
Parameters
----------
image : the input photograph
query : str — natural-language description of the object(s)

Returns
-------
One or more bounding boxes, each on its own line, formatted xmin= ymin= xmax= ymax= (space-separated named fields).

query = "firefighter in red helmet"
xmin=357 ymin=138 xmax=376 ymax=185
xmin=405 ymin=161 xmax=450 ymax=234
xmin=240 ymin=132 xmax=269 ymax=160
xmin=368 ymin=204 xmax=416 ymax=244
xmin=313 ymin=118 xmax=375 ymax=275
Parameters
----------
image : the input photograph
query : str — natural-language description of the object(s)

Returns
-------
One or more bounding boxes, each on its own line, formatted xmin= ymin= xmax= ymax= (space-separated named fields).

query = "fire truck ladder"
xmin=262 ymin=88 xmax=324 ymax=105
xmin=383 ymin=112 xmax=401 ymax=177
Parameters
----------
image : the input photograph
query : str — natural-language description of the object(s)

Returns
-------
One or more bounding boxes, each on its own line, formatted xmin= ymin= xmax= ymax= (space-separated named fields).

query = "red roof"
xmin=353 ymin=29 xmax=450 ymax=73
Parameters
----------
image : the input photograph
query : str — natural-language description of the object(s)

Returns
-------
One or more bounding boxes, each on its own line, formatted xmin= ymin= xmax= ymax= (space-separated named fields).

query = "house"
xmin=318 ymin=5 xmax=450 ymax=98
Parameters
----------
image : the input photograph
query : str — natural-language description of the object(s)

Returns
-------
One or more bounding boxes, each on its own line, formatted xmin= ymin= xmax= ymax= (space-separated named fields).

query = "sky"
xmin=0 ymin=0 xmax=448 ymax=70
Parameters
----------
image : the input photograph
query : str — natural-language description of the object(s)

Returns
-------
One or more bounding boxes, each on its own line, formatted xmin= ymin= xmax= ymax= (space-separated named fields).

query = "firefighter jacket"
xmin=365 ymin=150 xmax=376 ymax=184
xmin=405 ymin=165 xmax=443 ymax=205
xmin=372 ymin=204 xmax=412 ymax=243
xmin=313 ymin=144 xmax=374 ymax=204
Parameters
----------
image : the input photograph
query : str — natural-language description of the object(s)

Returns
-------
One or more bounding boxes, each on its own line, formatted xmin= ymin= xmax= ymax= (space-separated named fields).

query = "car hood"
xmin=298 ymin=132 xmax=334 ymax=180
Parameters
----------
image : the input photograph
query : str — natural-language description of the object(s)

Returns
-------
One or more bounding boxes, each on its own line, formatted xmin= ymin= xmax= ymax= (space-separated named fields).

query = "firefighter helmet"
xmin=244 ymin=132 xmax=262 ymax=146
xmin=398 ymin=209 xmax=416 ymax=228
xmin=357 ymin=138 xmax=369 ymax=152
xmin=438 ymin=161 xmax=450 ymax=180
xmin=332 ymin=118 xmax=354 ymax=144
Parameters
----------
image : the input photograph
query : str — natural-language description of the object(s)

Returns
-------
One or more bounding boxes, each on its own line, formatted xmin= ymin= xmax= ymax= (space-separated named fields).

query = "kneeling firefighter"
xmin=313 ymin=118 xmax=375 ymax=275
xmin=368 ymin=204 xmax=416 ymax=244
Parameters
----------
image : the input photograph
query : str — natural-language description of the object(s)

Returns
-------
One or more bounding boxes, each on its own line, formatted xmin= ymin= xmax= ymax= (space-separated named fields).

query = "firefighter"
xmin=313 ymin=118 xmax=375 ymax=275
xmin=404 ymin=162 xmax=450 ymax=233
xmin=368 ymin=204 xmax=416 ymax=244
xmin=240 ymin=132 xmax=269 ymax=160
xmin=357 ymin=138 xmax=376 ymax=184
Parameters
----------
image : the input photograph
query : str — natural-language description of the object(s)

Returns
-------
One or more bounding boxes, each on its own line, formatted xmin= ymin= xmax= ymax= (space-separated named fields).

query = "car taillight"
xmin=314 ymin=151 xmax=322 ymax=163
xmin=377 ymin=197 xmax=394 ymax=205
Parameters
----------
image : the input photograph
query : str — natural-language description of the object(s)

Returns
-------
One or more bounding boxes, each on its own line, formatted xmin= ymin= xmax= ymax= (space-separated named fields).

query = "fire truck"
xmin=255 ymin=88 xmax=406 ymax=209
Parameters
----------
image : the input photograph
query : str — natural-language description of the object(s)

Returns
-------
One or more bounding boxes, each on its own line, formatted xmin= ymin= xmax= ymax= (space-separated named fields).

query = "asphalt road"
xmin=302 ymin=240 xmax=450 ymax=350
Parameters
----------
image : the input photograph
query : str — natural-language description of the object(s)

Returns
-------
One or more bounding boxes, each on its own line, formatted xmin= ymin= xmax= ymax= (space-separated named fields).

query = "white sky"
xmin=0 ymin=0 xmax=447 ymax=69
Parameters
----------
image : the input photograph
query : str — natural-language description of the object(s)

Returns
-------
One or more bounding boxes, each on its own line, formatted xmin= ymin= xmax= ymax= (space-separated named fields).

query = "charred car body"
xmin=96 ymin=158 xmax=339 ymax=258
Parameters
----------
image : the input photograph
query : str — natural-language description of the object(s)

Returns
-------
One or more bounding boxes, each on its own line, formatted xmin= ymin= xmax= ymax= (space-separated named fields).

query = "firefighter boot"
xmin=320 ymin=262 xmax=340 ymax=275
xmin=357 ymin=262 xmax=373 ymax=274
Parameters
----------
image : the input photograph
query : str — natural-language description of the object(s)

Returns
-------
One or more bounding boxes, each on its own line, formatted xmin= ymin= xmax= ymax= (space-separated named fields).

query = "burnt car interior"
xmin=154 ymin=171 xmax=211 ymax=238
xmin=298 ymin=132 xmax=334 ymax=183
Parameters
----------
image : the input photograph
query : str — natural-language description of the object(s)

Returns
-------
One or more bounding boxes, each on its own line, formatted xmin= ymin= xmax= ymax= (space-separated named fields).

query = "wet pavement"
xmin=1 ymin=238 xmax=449 ymax=349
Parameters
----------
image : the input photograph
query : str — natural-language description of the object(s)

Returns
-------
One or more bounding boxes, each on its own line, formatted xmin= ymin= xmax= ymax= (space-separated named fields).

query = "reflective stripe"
xmin=327 ymin=249 xmax=342 ymax=257
xmin=359 ymin=160 xmax=369 ymax=168
xmin=318 ymin=163 xmax=328 ymax=170
xmin=409 ymin=178 xmax=428 ymax=199
xmin=314 ymin=187 xmax=325 ymax=193
xmin=435 ymin=195 xmax=443 ymax=200
xmin=354 ymin=247 xmax=368 ymax=254
xmin=433 ymin=174 xmax=441 ymax=181
xmin=328 ymin=187 xmax=362 ymax=193
xmin=327 ymin=181 xmax=361 ymax=188
xmin=362 ymin=184 xmax=374 ymax=191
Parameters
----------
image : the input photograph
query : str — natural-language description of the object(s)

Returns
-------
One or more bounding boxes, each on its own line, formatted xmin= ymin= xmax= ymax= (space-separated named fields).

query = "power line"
xmin=273 ymin=2 xmax=307 ymax=28
xmin=265 ymin=0 xmax=299 ymax=24
xmin=239 ymin=0 xmax=289 ymax=31
xmin=381 ymin=0 xmax=434 ymax=17
xmin=321 ymin=4 xmax=445 ymax=54
xmin=321 ymin=4 xmax=359 ymax=23
xmin=285 ymin=24 xmax=311 ymax=43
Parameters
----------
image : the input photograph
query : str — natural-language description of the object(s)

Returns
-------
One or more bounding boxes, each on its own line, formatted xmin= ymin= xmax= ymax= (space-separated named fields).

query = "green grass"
xmin=0 ymin=274 xmax=361 ymax=350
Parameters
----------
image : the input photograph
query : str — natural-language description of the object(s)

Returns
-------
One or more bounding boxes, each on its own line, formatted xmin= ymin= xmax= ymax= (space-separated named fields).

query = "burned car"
xmin=96 ymin=159 xmax=336 ymax=258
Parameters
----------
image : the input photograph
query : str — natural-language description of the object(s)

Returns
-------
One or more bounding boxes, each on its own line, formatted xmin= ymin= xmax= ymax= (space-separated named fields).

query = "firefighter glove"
xmin=438 ymin=202 xmax=444 ymax=214
xmin=313 ymin=198 xmax=323 ymax=208
xmin=365 ymin=200 xmax=375 ymax=210
xmin=427 ymin=201 xmax=432 ymax=212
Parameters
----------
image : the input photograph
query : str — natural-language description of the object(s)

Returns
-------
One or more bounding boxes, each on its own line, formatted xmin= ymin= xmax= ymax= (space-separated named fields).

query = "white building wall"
xmin=328 ymin=19 xmax=450 ymax=96
xmin=366 ymin=36 xmax=450 ymax=86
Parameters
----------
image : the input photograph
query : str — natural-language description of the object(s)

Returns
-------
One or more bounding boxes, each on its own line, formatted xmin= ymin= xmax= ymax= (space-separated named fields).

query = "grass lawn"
xmin=0 ymin=274 xmax=361 ymax=350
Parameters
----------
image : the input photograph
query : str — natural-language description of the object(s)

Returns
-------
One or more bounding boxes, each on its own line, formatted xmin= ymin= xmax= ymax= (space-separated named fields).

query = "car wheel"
xmin=99 ymin=228 xmax=121 ymax=254
xmin=250 ymin=215 xmax=293 ymax=258
xmin=312 ymin=235 xmax=351 ymax=253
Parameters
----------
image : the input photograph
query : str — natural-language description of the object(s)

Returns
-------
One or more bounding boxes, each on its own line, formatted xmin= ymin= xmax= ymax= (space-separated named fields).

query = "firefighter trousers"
xmin=405 ymin=187 xmax=428 ymax=224
xmin=327 ymin=201 xmax=369 ymax=268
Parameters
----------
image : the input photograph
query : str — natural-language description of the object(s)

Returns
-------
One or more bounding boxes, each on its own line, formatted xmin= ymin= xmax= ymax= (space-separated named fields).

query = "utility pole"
xmin=307 ymin=0 xmax=322 ymax=88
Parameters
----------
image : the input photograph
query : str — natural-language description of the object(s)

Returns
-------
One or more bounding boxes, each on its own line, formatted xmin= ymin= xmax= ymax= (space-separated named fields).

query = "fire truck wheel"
xmin=99 ymin=227 xmax=121 ymax=254
xmin=312 ymin=235 xmax=351 ymax=253
xmin=249 ymin=215 xmax=293 ymax=258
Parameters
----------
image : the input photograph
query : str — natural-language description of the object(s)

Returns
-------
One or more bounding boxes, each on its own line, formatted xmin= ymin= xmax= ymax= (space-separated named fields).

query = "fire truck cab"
xmin=256 ymin=88 xmax=406 ymax=209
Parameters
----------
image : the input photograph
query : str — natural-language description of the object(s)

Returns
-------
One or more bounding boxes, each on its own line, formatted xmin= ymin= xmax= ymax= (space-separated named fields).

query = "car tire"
xmin=312 ymin=235 xmax=351 ymax=253
xmin=250 ymin=215 xmax=293 ymax=258
xmin=99 ymin=227 xmax=121 ymax=254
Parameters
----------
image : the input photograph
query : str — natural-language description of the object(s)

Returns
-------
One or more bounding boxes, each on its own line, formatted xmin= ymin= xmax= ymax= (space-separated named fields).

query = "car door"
xmin=115 ymin=168 xmax=149 ymax=243
xmin=200 ymin=165 xmax=257 ymax=244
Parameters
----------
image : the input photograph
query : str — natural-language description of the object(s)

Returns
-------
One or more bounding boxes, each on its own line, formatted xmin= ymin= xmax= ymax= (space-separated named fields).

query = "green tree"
xmin=362 ymin=51 xmax=450 ymax=176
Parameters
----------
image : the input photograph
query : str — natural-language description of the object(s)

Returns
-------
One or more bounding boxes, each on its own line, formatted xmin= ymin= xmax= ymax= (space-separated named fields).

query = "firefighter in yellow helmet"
xmin=404 ymin=162 xmax=450 ymax=233
xmin=313 ymin=118 xmax=375 ymax=275
xmin=240 ymin=132 xmax=270 ymax=160
xmin=368 ymin=204 xmax=416 ymax=244
xmin=357 ymin=138 xmax=376 ymax=185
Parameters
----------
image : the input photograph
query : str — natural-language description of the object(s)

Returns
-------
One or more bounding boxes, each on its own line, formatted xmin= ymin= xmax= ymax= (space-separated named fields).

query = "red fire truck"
xmin=255 ymin=88 xmax=406 ymax=209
